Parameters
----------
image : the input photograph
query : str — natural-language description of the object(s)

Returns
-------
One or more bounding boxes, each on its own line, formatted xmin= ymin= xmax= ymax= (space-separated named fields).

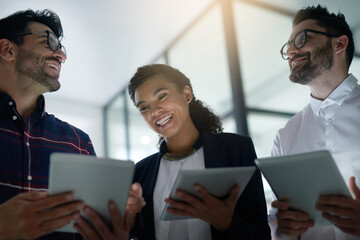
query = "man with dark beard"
xmin=268 ymin=5 xmax=360 ymax=240
xmin=0 ymin=9 xmax=144 ymax=240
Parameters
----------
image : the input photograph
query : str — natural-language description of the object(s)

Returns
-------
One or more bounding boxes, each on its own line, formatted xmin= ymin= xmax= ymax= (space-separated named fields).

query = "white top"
xmin=269 ymin=74 xmax=360 ymax=240
xmin=153 ymin=147 xmax=212 ymax=240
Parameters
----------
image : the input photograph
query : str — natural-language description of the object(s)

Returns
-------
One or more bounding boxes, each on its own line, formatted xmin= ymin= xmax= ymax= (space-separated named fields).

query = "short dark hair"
xmin=128 ymin=64 xmax=223 ymax=145
xmin=0 ymin=9 xmax=63 ymax=45
xmin=293 ymin=5 xmax=354 ymax=68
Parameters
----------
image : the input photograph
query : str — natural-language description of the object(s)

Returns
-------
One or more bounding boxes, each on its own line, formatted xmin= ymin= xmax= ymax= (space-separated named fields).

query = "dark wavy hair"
xmin=0 ymin=9 xmax=63 ymax=44
xmin=293 ymin=5 xmax=354 ymax=68
xmin=128 ymin=64 xmax=223 ymax=144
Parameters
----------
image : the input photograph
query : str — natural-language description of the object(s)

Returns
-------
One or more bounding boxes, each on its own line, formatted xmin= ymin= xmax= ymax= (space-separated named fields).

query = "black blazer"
xmin=131 ymin=132 xmax=271 ymax=240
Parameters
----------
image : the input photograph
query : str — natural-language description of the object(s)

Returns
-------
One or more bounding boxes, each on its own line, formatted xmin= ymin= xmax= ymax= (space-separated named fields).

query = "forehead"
xmin=289 ymin=19 xmax=325 ymax=39
xmin=26 ymin=21 xmax=52 ymax=33
xmin=134 ymin=75 xmax=177 ymax=102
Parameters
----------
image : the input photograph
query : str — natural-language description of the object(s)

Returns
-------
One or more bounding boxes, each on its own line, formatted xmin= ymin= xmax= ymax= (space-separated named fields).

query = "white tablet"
xmin=160 ymin=166 xmax=256 ymax=221
xmin=255 ymin=150 xmax=352 ymax=226
xmin=48 ymin=152 xmax=134 ymax=232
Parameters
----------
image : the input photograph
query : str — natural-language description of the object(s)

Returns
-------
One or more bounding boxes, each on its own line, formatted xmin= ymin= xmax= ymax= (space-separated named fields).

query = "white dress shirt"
xmin=269 ymin=74 xmax=360 ymax=240
xmin=153 ymin=147 xmax=212 ymax=240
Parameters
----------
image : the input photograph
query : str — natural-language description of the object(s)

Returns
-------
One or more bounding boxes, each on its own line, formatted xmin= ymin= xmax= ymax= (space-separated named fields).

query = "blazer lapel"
xmin=202 ymin=132 xmax=226 ymax=168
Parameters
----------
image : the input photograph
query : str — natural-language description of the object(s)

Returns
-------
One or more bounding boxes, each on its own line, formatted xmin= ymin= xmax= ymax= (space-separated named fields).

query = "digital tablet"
xmin=48 ymin=153 xmax=134 ymax=232
xmin=160 ymin=166 xmax=256 ymax=221
xmin=255 ymin=150 xmax=352 ymax=226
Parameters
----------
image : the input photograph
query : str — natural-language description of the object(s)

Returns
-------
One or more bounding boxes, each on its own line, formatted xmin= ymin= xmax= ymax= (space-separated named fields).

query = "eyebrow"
xmin=135 ymin=87 xmax=168 ymax=108
xmin=38 ymin=32 xmax=48 ymax=38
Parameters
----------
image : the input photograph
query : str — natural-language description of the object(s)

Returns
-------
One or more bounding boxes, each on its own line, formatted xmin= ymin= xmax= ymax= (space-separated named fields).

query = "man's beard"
xmin=15 ymin=50 xmax=61 ymax=92
xmin=289 ymin=39 xmax=333 ymax=85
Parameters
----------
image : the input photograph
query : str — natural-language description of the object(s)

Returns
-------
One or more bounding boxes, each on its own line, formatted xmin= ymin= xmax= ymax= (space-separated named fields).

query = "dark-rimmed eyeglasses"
xmin=11 ymin=30 xmax=66 ymax=57
xmin=280 ymin=29 xmax=339 ymax=60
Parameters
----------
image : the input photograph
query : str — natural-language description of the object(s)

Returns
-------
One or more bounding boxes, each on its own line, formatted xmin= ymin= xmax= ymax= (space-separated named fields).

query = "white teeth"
xmin=47 ymin=63 xmax=59 ymax=72
xmin=156 ymin=114 xmax=173 ymax=126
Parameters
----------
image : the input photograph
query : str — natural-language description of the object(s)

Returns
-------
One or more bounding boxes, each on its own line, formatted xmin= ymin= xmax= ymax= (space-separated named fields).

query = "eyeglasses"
xmin=280 ymin=29 xmax=339 ymax=60
xmin=11 ymin=30 xmax=66 ymax=56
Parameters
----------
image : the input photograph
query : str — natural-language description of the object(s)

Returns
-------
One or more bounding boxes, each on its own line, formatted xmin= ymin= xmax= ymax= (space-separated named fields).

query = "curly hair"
xmin=0 ymin=9 xmax=63 ymax=45
xmin=293 ymin=4 xmax=354 ymax=68
xmin=128 ymin=64 xmax=223 ymax=144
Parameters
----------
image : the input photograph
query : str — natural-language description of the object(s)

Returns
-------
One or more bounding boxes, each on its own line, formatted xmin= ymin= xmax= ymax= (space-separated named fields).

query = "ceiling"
xmin=1 ymin=0 xmax=359 ymax=107
xmin=1 ymin=0 xmax=213 ymax=106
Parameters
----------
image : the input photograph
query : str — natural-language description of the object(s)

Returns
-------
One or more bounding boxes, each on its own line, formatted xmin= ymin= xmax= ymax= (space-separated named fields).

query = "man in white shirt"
xmin=269 ymin=5 xmax=360 ymax=240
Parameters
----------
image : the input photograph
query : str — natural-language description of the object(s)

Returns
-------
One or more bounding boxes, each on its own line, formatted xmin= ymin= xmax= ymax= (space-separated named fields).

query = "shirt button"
xmin=26 ymin=142 xmax=30 ymax=147
xmin=327 ymin=119 xmax=333 ymax=124
xmin=8 ymin=101 xmax=13 ymax=106
xmin=27 ymin=176 xmax=32 ymax=181
xmin=12 ymin=116 xmax=17 ymax=120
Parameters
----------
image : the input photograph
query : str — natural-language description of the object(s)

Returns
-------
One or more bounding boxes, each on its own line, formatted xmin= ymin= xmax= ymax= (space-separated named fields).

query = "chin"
xmin=289 ymin=71 xmax=314 ymax=85
xmin=46 ymin=81 xmax=61 ymax=92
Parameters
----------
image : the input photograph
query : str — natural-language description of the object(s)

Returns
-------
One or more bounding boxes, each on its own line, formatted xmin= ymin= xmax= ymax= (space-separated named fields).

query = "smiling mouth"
xmin=292 ymin=56 xmax=308 ymax=69
xmin=156 ymin=114 xmax=173 ymax=127
xmin=47 ymin=63 xmax=60 ymax=72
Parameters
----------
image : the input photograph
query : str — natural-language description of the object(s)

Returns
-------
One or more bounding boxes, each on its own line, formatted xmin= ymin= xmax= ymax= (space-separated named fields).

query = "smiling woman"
xmin=126 ymin=64 xmax=271 ymax=240
xmin=129 ymin=64 xmax=223 ymax=147
xmin=133 ymin=74 xmax=199 ymax=150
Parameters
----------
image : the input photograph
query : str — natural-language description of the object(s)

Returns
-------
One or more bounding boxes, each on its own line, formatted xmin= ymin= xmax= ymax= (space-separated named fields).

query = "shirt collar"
xmin=37 ymin=95 xmax=46 ymax=117
xmin=0 ymin=90 xmax=46 ymax=118
xmin=310 ymin=74 xmax=358 ymax=116
xmin=0 ymin=91 xmax=11 ymax=111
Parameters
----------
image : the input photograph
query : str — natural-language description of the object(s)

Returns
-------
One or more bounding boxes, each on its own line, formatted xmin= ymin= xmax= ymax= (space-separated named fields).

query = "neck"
xmin=165 ymin=123 xmax=200 ymax=155
xmin=308 ymin=68 xmax=348 ymax=100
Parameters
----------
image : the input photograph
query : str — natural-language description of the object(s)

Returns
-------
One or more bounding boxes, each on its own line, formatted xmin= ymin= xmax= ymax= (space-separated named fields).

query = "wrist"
xmin=213 ymin=216 xmax=232 ymax=231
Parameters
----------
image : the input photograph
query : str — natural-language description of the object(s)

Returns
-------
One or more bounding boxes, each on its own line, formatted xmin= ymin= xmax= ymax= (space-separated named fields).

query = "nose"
xmin=53 ymin=48 xmax=67 ymax=63
xmin=286 ymin=42 xmax=299 ymax=60
xmin=151 ymin=105 xmax=162 ymax=117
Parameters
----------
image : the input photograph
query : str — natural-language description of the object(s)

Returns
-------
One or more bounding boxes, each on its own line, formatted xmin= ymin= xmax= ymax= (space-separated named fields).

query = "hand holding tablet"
xmin=255 ymin=150 xmax=352 ymax=226
xmin=48 ymin=153 xmax=134 ymax=232
xmin=160 ymin=166 xmax=256 ymax=221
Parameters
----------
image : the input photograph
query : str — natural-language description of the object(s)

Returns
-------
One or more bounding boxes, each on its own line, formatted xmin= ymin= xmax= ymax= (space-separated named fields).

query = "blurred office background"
xmin=2 ymin=0 xmax=359 ymax=210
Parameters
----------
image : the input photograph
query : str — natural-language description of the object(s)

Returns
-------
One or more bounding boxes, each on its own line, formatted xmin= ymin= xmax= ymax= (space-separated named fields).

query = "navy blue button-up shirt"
xmin=0 ymin=90 xmax=96 ymax=239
